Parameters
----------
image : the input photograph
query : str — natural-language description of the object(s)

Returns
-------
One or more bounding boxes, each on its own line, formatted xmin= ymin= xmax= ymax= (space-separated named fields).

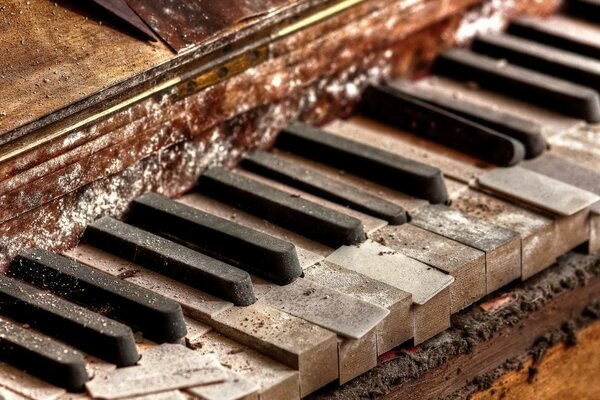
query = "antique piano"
xmin=0 ymin=0 xmax=599 ymax=398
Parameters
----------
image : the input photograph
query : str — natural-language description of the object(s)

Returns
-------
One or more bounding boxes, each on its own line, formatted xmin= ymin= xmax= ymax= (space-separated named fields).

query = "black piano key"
xmin=275 ymin=122 xmax=449 ymax=204
xmin=0 ymin=319 xmax=88 ymax=392
xmin=128 ymin=192 xmax=303 ymax=285
xmin=360 ymin=84 xmax=526 ymax=166
xmin=0 ymin=275 xmax=138 ymax=367
xmin=10 ymin=249 xmax=187 ymax=344
xmin=472 ymin=34 xmax=600 ymax=93
xmin=508 ymin=17 xmax=600 ymax=60
xmin=198 ymin=167 xmax=367 ymax=247
xmin=83 ymin=217 xmax=256 ymax=306
xmin=389 ymin=80 xmax=547 ymax=159
xmin=565 ymin=0 xmax=600 ymax=22
xmin=241 ymin=150 xmax=408 ymax=224
xmin=433 ymin=49 xmax=600 ymax=122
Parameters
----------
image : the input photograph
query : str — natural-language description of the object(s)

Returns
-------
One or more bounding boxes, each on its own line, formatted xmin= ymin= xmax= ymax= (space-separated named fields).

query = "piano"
xmin=0 ymin=0 xmax=599 ymax=398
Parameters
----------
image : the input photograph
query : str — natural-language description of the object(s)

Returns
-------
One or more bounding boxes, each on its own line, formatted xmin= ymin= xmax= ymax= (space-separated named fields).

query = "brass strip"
xmin=0 ymin=77 xmax=181 ymax=164
xmin=272 ymin=0 xmax=366 ymax=39
xmin=175 ymin=46 xmax=269 ymax=99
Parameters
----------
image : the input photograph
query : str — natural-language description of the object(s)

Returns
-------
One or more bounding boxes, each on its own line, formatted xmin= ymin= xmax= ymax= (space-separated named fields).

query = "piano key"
xmin=372 ymin=224 xmax=486 ymax=313
xmin=178 ymin=193 xmax=331 ymax=261
xmin=324 ymin=118 xmax=489 ymax=184
xmin=410 ymin=205 xmax=521 ymax=293
xmin=325 ymin=115 xmax=586 ymax=280
xmin=450 ymin=185 xmax=560 ymax=280
xmin=178 ymin=191 xmax=414 ymax=350
xmin=415 ymin=76 xmax=584 ymax=139
xmin=565 ymin=0 xmax=600 ymax=21
xmin=68 ymin=245 xmax=336 ymax=397
xmin=187 ymin=367 xmax=259 ymax=400
xmin=254 ymin=277 xmax=388 ymax=340
xmin=126 ymin=391 xmax=186 ymax=400
xmin=129 ymin=192 xmax=303 ymax=285
xmin=508 ymin=15 xmax=600 ymax=60
xmin=476 ymin=166 xmax=600 ymax=216
xmin=235 ymin=169 xmax=386 ymax=235
xmin=335 ymin=330 xmax=378 ymax=385
xmin=0 ymin=318 xmax=88 ymax=392
xmin=177 ymin=189 xmax=388 ymax=383
xmin=472 ymin=34 xmax=600 ymax=93
xmin=83 ymin=217 xmax=256 ymax=306
xmin=210 ymin=303 xmax=338 ymax=397
xmin=0 ymin=361 xmax=67 ymax=400
xmin=190 ymin=330 xmax=300 ymax=400
xmin=547 ymin=125 xmax=600 ymax=172
xmin=10 ymin=248 xmax=187 ymax=344
xmin=241 ymin=150 xmax=408 ymax=225
xmin=522 ymin=153 xmax=600 ymax=253
xmin=184 ymin=317 xmax=211 ymax=344
xmin=66 ymin=245 xmax=234 ymax=323
xmin=360 ymin=84 xmax=526 ymax=166
xmin=198 ymin=167 xmax=367 ymax=247
xmin=85 ymin=346 xmax=228 ymax=399
xmin=326 ymin=240 xmax=454 ymax=345
xmin=433 ymin=49 xmax=600 ymax=122
xmin=524 ymin=153 xmax=600 ymax=196
xmin=303 ymin=260 xmax=413 ymax=356
xmin=270 ymin=149 xmax=428 ymax=213
xmin=0 ymin=275 xmax=138 ymax=367
xmin=388 ymin=80 xmax=547 ymax=159
xmin=275 ymin=122 xmax=449 ymax=204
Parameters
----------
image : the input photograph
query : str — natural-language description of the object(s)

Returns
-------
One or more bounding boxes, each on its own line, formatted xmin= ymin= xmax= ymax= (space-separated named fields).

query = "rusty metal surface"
xmin=125 ymin=0 xmax=296 ymax=51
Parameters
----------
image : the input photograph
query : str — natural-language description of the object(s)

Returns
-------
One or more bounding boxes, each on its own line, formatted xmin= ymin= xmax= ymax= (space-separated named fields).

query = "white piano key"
xmin=326 ymin=240 xmax=453 ymax=344
xmin=477 ymin=166 xmax=600 ymax=216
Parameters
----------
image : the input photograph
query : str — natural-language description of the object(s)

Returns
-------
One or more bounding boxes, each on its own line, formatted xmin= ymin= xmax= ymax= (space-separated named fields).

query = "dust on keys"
xmin=3 ymin=4 xmax=600 ymax=400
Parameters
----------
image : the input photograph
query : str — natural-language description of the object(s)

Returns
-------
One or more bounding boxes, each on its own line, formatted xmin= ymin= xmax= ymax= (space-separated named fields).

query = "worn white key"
xmin=190 ymin=330 xmax=299 ymax=400
xmin=0 ymin=362 xmax=66 ymax=400
xmin=372 ymin=224 xmax=486 ymax=313
xmin=253 ymin=277 xmax=386 ymax=384
xmin=253 ymin=277 xmax=388 ymax=340
xmin=410 ymin=205 xmax=521 ymax=293
xmin=326 ymin=240 xmax=453 ymax=344
xmin=85 ymin=345 xmax=227 ymax=399
xmin=126 ymin=391 xmax=187 ymax=400
xmin=185 ymin=317 xmax=212 ymax=343
xmin=548 ymin=125 xmax=600 ymax=172
xmin=477 ymin=166 xmax=599 ymax=216
xmin=187 ymin=360 xmax=259 ymax=400
xmin=303 ymin=260 xmax=413 ymax=355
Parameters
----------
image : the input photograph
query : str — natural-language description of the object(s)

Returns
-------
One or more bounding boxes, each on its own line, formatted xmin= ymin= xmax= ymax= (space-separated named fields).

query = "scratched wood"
xmin=0 ymin=0 xmax=172 ymax=138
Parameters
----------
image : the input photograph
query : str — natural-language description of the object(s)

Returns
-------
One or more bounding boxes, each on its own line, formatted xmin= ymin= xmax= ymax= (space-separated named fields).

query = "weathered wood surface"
xmin=471 ymin=320 xmax=600 ymax=400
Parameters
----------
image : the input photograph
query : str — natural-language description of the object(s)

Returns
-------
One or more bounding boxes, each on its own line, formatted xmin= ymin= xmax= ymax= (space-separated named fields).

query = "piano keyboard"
xmin=2 ymin=4 xmax=600 ymax=399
